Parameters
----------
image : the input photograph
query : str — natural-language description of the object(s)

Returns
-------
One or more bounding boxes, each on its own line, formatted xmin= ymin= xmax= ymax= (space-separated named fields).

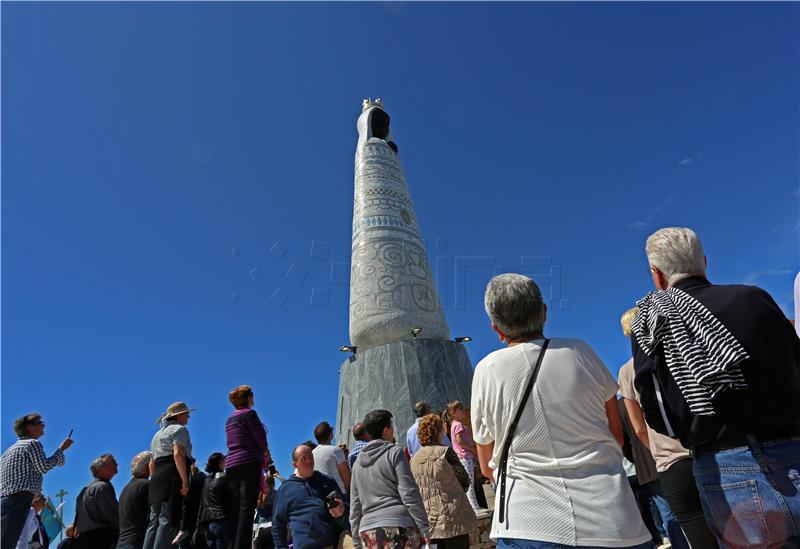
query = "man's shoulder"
xmin=312 ymin=470 xmax=337 ymax=487
xmin=686 ymin=281 xmax=771 ymax=302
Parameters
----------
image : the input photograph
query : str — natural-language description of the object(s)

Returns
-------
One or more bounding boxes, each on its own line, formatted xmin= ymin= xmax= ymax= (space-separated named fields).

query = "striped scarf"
xmin=631 ymin=287 xmax=749 ymax=416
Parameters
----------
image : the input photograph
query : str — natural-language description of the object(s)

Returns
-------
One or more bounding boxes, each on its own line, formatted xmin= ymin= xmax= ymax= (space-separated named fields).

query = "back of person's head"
xmin=352 ymin=422 xmax=368 ymax=442
xmin=13 ymin=413 xmax=41 ymax=437
xmin=418 ymin=413 xmax=443 ymax=446
xmin=446 ymin=400 xmax=464 ymax=416
xmin=205 ymin=452 xmax=226 ymax=474
xmin=646 ymin=227 xmax=706 ymax=286
xmin=412 ymin=401 xmax=431 ymax=418
xmin=314 ymin=421 xmax=333 ymax=444
xmin=620 ymin=307 xmax=639 ymax=337
xmin=364 ymin=409 xmax=393 ymax=440
xmin=484 ymin=273 xmax=545 ymax=338
xmin=130 ymin=451 xmax=152 ymax=478
xmin=229 ymin=385 xmax=253 ymax=409
xmin=302 ymin=439 xmax=317 ymax=450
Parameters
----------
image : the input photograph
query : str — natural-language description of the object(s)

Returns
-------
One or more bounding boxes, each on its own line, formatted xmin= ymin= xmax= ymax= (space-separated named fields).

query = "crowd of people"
xmin=1 ymin=226 xmax=799 ymax=549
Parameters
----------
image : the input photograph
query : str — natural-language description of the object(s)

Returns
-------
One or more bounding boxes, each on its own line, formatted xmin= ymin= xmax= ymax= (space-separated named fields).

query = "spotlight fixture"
xmin=411 ymin=327 xmax=422 ymax=339
xmin=454 ymin=336 xmax=472 ymax=343
xmin=339 ymin=345 xmax=357 ymax=353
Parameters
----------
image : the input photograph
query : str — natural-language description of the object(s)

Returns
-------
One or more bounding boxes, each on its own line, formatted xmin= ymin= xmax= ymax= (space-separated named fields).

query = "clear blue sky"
xmin=3 ymin=1 xmax=798 ymax=524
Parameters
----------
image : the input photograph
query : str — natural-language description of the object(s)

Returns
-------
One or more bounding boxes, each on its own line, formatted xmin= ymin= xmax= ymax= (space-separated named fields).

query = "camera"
xmin=324 ymin=491 xmax=341 ymax=510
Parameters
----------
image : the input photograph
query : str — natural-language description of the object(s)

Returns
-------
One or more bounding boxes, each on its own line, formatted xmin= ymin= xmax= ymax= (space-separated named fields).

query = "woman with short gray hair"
xmin=472 ymin=274 xmax=651 ymax=549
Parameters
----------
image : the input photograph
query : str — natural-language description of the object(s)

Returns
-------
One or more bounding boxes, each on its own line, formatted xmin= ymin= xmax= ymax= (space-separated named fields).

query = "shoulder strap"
xmin=497 ymin=338 xmax=550 ymax=524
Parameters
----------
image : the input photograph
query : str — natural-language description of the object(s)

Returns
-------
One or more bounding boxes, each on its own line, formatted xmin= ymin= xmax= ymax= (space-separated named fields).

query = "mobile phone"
xmin=68 ymin=429 xmax=74 ymax=438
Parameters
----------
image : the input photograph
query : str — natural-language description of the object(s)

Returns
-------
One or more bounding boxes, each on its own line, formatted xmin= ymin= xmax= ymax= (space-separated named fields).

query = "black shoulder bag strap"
xmin=497 ymin=338 xmax=550 ymax=524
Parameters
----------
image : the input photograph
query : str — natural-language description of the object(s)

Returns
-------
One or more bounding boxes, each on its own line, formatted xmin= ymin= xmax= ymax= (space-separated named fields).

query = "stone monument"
xmin=335 ymin=99 xmax=474 ymax=447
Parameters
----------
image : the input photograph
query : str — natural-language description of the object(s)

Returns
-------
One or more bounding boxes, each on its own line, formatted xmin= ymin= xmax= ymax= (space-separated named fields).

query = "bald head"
xmin=292 ymin=444 xmax=315 ymax=479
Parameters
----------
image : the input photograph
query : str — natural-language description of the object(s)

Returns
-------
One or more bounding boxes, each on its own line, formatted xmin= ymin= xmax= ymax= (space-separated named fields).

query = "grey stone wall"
xmin=335 ymin=338 xmax=473 ymax=448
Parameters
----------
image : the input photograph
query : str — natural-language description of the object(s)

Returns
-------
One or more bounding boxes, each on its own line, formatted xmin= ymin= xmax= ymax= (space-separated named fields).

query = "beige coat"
xmin=410 ymin=445 xmax=478 ymax=539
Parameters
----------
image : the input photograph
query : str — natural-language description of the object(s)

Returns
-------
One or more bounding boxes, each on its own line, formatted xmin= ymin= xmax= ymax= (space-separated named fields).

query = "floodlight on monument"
xmin=411 ymin=327 xmax=422 ymax=339
xmin=454 ymin=336 xmax=472 ymax=343
xmin=339 ymin=345 xmax=357 ymax=353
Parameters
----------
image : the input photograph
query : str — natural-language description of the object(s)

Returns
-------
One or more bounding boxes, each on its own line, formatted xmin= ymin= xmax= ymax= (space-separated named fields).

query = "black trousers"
xmin=628 ymin=476 xmax=662 ymax=544
xmin=659 ymin=457 xmax=719 ymax=549
xmin=430 ymin=534 xmax=470 ymax=549
xmin=74 ymin=527 xmax=118 ymax=549
xmin=226 ymin=461 xmax=261 ymax=549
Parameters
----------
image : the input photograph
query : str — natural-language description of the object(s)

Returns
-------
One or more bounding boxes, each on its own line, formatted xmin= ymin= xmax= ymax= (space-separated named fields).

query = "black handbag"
xmin=497 ymin=338 xmax=550 ymax=524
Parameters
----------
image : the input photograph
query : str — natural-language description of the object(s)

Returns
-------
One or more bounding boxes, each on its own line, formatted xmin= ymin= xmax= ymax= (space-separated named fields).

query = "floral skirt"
xmin=359 ymin=526 xmax=422 ymax=549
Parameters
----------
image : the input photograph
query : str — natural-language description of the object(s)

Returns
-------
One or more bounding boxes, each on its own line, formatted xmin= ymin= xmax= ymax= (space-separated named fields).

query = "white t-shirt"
xmin=471 ymin=338 xmax=651 ymax=547
xmin=312 ymin=444 xmax=347 ymax=494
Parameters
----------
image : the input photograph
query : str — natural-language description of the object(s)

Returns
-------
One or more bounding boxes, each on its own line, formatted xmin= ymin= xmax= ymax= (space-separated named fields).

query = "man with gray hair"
xmin=71 ymin=454 xmax=119 ymax=548
xmin=632 ymin=226 xmax=800 ymax=547
xmin=117 ymin=452 xmax=152 ymax=549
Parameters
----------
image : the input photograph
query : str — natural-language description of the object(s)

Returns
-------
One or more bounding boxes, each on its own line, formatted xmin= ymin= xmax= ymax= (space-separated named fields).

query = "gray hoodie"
xmin=350 ymin=439 xmax=430 ymax=547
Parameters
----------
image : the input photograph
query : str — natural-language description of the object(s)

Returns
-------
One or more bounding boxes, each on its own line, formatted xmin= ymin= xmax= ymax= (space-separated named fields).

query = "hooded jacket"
xmin=350 ymin=439 xmax=430 ymax=548
xmin=271 ymin=471 xmax=349 ymax=549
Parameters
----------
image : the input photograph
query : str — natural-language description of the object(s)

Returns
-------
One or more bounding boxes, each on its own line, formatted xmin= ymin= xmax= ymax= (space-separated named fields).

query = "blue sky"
xmin=3 ymin=1 xmax=798 ymax=525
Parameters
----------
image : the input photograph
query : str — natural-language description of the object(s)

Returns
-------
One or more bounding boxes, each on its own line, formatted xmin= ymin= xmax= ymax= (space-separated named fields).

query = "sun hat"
xmin=156 ymin=401 xmax=196 ymax=423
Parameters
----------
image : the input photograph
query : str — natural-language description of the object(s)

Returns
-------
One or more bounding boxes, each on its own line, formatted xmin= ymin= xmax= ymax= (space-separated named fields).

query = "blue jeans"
xmin=640 ymin=480 xmax=690 ymax=549
xmin=1 ymin=492 xmax=34 ymax=549
xmin=205 ymin=519 xmax=227 ymax=549
xmin=142 ymin=502 xmax=173 ymax=549
xmin=497 ymin=539 xmax=653 ymax=549
xmin=693 ymin=435 xmax=800 ymax=548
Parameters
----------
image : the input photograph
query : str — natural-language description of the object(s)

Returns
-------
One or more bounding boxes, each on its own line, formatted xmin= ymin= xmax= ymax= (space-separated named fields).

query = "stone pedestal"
xmin=335 ymin=338 xmax=473 ymax=447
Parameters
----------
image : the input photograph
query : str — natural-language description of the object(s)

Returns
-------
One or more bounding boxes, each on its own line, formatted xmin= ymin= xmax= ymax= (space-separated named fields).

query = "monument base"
xmin=335 ymin=338 xmax=473 ymax=447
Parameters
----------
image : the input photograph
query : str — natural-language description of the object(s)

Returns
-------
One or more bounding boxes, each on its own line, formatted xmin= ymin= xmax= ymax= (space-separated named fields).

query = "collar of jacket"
xmin=672 ymin=275 xmax=711 ymax=291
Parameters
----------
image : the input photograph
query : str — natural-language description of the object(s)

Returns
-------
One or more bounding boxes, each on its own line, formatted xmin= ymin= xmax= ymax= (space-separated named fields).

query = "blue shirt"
xmin=348 ymin=440 xmax=368 ymax=469
xmin=405 ymin=419 xmax=450 ymax=457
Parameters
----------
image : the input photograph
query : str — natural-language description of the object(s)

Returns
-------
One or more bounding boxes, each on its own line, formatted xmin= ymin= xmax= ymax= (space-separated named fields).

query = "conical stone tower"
xmin=336 ymin=99 xmax=473 ymax=447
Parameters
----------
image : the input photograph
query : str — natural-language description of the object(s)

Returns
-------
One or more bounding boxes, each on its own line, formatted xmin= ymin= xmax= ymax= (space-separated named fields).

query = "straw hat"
xmin=161 ymin=401 xmax=195 ymax=421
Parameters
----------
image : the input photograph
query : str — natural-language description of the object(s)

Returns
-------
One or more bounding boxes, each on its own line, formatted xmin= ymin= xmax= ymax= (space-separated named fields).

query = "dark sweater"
xmin=225 ymin=408 xmax=268 ymax=470
xmin=75 ymin=478 xmax=119 ymax=533
xmin=633 ymin=276 xmax=800 ymax=448
xmin=117 ymin=477 xmax=149 ymax=546
xmin=271 ymin=472 xmax=349 ymax=549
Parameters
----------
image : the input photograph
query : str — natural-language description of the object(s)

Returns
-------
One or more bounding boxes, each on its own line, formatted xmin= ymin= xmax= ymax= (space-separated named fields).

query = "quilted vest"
xmin=410 ymin=445 xmax=478 ymax=539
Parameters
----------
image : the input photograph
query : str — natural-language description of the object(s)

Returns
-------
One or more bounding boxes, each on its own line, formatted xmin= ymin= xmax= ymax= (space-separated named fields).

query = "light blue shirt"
xmin=406 ymin=418 xmax=450 ymax=457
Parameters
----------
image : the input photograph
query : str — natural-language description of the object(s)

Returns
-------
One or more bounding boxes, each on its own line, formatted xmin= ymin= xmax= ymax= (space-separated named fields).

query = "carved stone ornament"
xmin=349 ymin=102 xmax=450 ymax=349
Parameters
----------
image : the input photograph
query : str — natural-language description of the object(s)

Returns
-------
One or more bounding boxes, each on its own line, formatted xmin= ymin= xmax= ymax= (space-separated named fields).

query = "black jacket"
xmin=632 ymin=276 xmax=800 ymax=449
xmin=199 ymin=473 xmax=227 ymax=523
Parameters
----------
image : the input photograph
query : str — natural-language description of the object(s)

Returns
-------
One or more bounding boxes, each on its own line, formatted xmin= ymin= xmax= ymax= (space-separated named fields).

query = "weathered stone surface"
xmin=335 ymin=338 xmax=473 ymax=447
xmin=349 ymin=101 xmax=450 ymax=350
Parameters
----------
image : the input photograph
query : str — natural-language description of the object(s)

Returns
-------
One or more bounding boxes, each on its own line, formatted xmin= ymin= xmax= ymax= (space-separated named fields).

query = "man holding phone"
xmin=0 ymin=414 xmax=73 ymax=549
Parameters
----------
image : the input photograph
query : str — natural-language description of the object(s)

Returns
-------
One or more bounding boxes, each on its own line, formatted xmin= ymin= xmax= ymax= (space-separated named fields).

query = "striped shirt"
xmin=225 ymin=408 xmax=268 ymax=470
xmin=0 ymin=438 xmax=65 ymax=496
xmin=632 ymin=287 xmax=749 ymax=416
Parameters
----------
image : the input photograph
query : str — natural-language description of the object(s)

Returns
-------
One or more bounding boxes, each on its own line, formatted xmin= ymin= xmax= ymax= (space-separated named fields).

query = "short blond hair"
xmin=620 ymin=307 xmax=639 ymax=337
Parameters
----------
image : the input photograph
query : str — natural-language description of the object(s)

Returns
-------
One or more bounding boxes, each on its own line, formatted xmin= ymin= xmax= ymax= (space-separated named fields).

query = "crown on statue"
xmin=362 ymin=97 xmax=385 ymax=112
